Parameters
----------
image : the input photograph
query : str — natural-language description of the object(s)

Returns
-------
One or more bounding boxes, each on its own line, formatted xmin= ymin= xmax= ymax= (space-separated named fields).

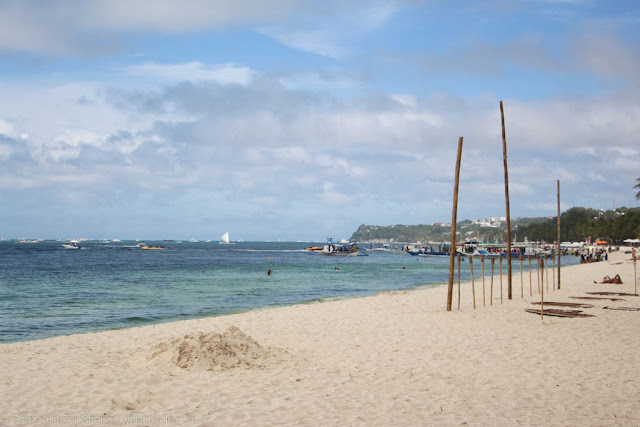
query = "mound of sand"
xmin=146 ymin=326 xmax=284 ymax=371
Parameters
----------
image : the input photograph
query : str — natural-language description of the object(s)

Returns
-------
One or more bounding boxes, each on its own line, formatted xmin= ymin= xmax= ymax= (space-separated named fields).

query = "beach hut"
xmin=623 ymin=238 xmax=640 ymax=247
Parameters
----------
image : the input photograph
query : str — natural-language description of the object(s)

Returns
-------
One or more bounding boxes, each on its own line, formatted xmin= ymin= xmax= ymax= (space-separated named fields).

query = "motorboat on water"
xmin=136 ymin=242 xmax=168 ymax=250
xmin=307 ymin=241 xmax=367 ymax=256
xmin=62 ymin=242 xmax=81 ymax=249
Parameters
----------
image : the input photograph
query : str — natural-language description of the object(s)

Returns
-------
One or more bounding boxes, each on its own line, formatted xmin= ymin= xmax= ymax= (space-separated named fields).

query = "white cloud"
xmin=125 ymin=62 xmax=253 ymax=85
xmin=0 ymin=0 xmax=303 ymax=55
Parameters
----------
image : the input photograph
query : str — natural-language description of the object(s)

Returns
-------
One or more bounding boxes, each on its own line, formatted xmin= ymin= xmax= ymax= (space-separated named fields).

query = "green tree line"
xmin=515 ymin=207 xmax=640 ymax=243
xmin=350 ymin=207 xmax=640 ymax=243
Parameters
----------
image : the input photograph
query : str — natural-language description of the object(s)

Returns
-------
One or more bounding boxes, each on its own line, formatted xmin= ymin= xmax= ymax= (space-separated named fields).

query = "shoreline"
xmin=1 ymin=249 xmax=639 ymax=425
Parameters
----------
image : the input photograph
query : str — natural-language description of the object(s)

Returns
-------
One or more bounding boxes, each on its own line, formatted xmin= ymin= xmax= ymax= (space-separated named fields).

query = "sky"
xmin=0 ymin=0 xmax=639 ymax=241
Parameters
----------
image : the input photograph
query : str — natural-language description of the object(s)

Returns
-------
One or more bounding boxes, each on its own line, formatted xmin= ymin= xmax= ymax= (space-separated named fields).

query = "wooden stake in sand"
xmin=557 ymin=179 xmax=561 ymax=290
xmin=490 ymin=257 xmax=495 ymax=305
xmin=447 ymin=137 xmax=464 ymax=311
xmin=457 ymin=252 xmax=461 ymax=310
xmin=545 ymin=255 xmax=549 ymax=293
xmin=469 ymin=257 xmax=476 ymax=309
xmin=520 ymin=252 xmax=524 ymax=299
xmin=536 ymin=254 xmax=541 ymax=294
xmin=634 ymin=252 xmax=637 ymax=295
xmin=528 ymin=256 xmax=533 ymax=296
xmin=500 ymin=101 xmax=513 ymax=300
xmin=499 ymin=254 xmax=503 ymax=304
xmin=540 ymin=257 xmax=545 ymax=320
xmin=541 ymin=257 xmax=546 ymax=294
xmin=552 ymin=251 xmax=556 ymax=290
xmin=481 ymin=256 xmax=486 ymax=306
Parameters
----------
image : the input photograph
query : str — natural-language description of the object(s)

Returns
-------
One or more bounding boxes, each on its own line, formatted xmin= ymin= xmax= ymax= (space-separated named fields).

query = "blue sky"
xmin=0 ymin=0 xmax=639 ymax=241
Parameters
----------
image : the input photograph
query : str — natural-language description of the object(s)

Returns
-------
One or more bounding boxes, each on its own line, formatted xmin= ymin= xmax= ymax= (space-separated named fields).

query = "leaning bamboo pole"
xmin=447 ymin=137 xmax=464 ymax=311
xmin=557 ymin=180 xmax=561 ymax=290
xmin=500 ymin=101 xmax=513 ymax=300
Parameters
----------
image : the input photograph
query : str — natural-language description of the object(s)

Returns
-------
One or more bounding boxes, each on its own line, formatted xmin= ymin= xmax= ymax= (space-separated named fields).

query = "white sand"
xmin=1 ymin=249 xmax=639 ymax=426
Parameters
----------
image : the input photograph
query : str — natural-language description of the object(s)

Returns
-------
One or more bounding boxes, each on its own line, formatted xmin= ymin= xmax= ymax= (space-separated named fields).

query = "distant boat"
xmin=137 ymin=242 xmax=168 ymax=250
xmin=62 ymin=242 xmax=81 ymax=249
xmin=219 ymin=232 xmax=233 ymax=244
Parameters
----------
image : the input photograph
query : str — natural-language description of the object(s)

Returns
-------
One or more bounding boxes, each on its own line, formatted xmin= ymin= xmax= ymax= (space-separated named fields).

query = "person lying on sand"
xmin=595 ymin=274 xmax=623 ymax=284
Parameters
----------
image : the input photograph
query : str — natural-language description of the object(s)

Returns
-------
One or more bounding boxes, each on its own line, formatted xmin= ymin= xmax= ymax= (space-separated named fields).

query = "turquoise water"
xmin=0 ymin=241 xmax=579 ymax=343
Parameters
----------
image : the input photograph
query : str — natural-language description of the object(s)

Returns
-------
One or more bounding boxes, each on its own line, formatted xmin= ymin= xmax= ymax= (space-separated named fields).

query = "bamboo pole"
xmin=552 ymin=251 xmax=556 ymax=290
xmin=469 ymin=257 xmax=476 ymax=309
xmin=447 ymin=137 xmax=464 ymax=311
xmin=490 ymin=257 xmax=495 ymax=305
xmin=557 ymin=180 xmax=561 ymax=290
xmin=457 ymin=252 xmax=461 ymax=310
xmin=500 ymin=101 xmax=513 ymax=300
xmin=520 ymin=252 xmax=524 ymax=299
xmin=632 ymin=251 xmax=637 ymax=293
xmin=536 ymin=254 xmax=541 ymax=294
xmin=528 ymin=256 xmax=533 ymax=296
xmin=545 ymin=254 xmax=549 ymax=293
xmin=540 ymin=257 xmax=549 ymax=292
xmin=541 ymin=258 xmax=545 ymax=320
xmin=499 ymin=254 xmax=503 ymax=304
xmin=481 ymin=256 xmax=486 ymax=306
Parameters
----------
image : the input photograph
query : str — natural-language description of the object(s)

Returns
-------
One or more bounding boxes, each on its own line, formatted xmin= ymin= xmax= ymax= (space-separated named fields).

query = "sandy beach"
xmin=1 ymin=249 xmax=639 ymax=426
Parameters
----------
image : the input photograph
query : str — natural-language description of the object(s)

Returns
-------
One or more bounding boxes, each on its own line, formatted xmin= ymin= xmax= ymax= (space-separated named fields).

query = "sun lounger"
xmin=525 ymin=308 xmax=595 ymax=318
xmin=531 ymin=301 xmax=594 ymax=308
xmin=586 ymin=292 xmax=639 ymax=297
xmin=570 ymin=296 xmax=624 ymax=302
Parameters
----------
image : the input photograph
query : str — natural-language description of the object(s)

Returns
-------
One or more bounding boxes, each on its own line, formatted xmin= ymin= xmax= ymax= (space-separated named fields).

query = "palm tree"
xmin=636 ymin=177 xmax=640 ymax=200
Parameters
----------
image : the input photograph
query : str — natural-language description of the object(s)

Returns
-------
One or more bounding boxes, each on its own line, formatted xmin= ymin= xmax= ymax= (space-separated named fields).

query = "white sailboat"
xmin=219 ymin=232 xmax=232 ymax=244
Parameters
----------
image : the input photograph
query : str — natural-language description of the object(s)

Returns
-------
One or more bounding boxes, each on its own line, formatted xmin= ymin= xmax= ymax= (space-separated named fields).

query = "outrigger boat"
xmin=306 ymin=239 xmax=367 ymax=256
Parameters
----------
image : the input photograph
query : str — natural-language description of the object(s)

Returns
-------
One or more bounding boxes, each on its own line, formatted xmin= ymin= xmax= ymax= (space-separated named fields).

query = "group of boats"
xmin=366 ymin=241 xmax=557 ymax=259
xmin=59 ymin=232 xmax=235 ymax=250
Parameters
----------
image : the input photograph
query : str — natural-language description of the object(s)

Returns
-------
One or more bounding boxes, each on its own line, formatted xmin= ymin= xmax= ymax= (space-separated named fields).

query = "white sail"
xmin=220 ymin=232 xmax=230 ymax=244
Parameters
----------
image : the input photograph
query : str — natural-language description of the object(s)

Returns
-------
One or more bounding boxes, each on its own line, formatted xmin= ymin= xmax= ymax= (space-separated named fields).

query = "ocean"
xmin=0 ymin=240 xmax=579 ymax=343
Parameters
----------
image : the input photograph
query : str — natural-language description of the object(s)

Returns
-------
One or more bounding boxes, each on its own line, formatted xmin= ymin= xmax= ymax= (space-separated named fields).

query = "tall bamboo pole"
xmin=500 ymin=101 xmax=513 ymax=300
xmin=557 ymin=180 xmax=561 ymax=290
xmin=447 ymin=137 xmax=464 ymax=311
